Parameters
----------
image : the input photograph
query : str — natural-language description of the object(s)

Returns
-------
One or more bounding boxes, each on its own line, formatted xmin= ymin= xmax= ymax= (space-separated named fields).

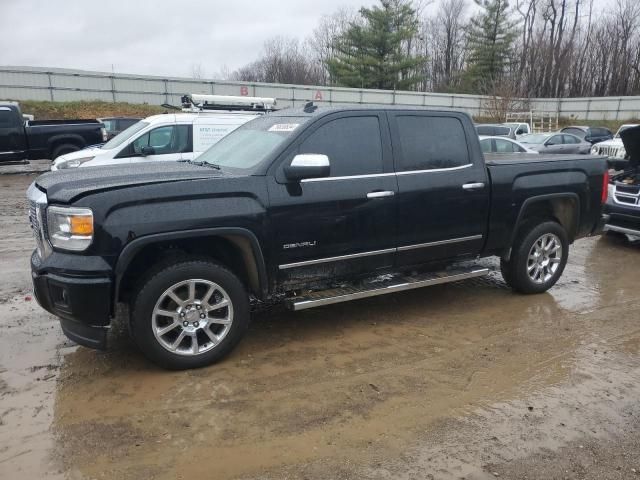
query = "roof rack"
xmin=181 ymin=94 xmax=277 ymax=112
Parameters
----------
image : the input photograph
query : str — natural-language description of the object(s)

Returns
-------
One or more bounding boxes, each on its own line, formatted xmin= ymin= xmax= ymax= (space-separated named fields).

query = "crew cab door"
xmin=0 ymin=107 xmax=28 ymax=162
xmin=267 ymin=112 xmax=397 ymax=285
xmin=389 ymin=112 xmax=489 ymax=265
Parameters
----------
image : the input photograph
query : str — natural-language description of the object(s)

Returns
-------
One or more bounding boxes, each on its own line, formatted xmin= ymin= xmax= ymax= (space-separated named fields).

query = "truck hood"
xmin=36 ymin=162 xmax=230 ymax=203
xmin=620 ymin=125 xmax=640 ymax=168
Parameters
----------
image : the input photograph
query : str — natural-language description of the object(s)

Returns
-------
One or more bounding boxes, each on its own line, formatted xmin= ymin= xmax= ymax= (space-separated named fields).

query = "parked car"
xmin=590 ymin=124 xmax=640 ymax=170
xmin=503 ymin=122 xmax=531 ymax=138
xmin=560 ymin=126 xmax=613 ymax=144
xmin=28 ymin=105 xmax=608 ymax=369
xmin=518 ymin=132 xmax=592 ymax=154
xmin=479 ymin=135 xmax=538 ymax=154
xmin=603 ymin=125 xmax=640 ymax=238
xmin=0 ymin=102 xmax=106 ymax=163
xmin=98 ymin=117 xmax=141 ymax=140
xmin=475 ymin=123 xmax=516 ymax=139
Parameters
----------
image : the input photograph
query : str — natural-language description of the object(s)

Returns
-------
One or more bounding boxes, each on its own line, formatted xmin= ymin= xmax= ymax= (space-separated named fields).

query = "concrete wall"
xmin=2 ymin=66 xmax=640 ymax=120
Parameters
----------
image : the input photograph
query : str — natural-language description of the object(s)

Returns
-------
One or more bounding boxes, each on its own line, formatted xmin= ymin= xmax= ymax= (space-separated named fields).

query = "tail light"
xmin=601 ymin=169 xmax=610 ymax=204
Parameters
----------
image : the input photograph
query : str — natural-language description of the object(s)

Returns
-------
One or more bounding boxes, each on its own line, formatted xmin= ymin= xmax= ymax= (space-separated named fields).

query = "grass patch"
xmin=14 ymin=100 xmax=166 ymax=120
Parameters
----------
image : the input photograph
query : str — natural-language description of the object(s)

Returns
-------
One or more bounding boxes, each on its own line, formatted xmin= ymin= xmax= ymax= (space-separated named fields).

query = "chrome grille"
xmin=26 ymin=183 xmax=49 ymax=258
xmin=596 ymin=145 xmax=624 ymax=158
xmin=613 ymin=184 xmax=640 ymax=207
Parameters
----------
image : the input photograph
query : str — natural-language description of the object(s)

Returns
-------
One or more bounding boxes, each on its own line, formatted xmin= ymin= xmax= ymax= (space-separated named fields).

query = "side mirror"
xmin=141 ymin=146 xmax=156 ymax=156
xmin=284 ymin=154 xmax=330 ymax=181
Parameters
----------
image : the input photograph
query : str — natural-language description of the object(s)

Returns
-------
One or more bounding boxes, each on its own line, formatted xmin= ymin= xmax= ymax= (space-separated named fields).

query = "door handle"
xmin=367 ymin=190 xmax=395 ymax=199
xmin=462 ymin=182 xmax=485 ymax=191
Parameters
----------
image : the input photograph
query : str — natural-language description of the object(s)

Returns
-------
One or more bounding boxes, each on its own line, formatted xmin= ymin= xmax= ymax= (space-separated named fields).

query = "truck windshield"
xmin=198 ymin=115 xmax=308 ymax=170
xmin=102 ymin=121 xmax=148 ymax=149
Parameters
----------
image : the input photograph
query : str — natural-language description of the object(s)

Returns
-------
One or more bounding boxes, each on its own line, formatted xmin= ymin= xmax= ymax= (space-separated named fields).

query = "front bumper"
xmin=31 ymin=251 xmax=113 ymax=349
xmin=603 ymin=202 xmax=640 ymax=237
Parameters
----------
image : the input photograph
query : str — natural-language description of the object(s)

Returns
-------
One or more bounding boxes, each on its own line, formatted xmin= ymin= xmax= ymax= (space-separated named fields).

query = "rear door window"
xmin=562 ymin=134 xmax=579 ymax=144
xmin=395 ymin=115 xmax=470 ymax=171
xmin=298 ymin=116 xmax=383 ymax=176
xmin=495 ymin=139 xmax=517 ymax=153
xmin=0 ymin=109 xmax=18 ymax=128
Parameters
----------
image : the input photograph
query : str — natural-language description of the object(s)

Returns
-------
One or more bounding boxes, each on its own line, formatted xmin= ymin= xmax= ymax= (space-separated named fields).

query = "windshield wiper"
xmin=178 ymin=159 xmax=221 ymax=169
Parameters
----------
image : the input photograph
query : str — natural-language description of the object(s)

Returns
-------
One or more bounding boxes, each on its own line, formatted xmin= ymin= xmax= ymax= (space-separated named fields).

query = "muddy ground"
xmin=1 ymin=173 xmax=640 ymax=480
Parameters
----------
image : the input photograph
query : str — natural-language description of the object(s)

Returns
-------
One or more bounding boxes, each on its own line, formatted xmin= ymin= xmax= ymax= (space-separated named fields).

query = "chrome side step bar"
xmin=285 ymin=266 xmax=489 ymax=311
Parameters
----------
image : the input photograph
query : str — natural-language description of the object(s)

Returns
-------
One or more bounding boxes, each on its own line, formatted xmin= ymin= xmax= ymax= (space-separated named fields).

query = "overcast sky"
xmin=1 ymin=0 xmax=617 ymax=79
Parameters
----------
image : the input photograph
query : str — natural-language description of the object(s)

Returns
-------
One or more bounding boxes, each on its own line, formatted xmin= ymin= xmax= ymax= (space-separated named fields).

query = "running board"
xmin=285 ymin=266 xmax=489 ymax=311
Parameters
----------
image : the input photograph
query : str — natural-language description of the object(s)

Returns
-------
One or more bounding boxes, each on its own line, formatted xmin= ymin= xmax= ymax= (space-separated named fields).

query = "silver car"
xmin=518 ymin=132 xmax=592 ymax=154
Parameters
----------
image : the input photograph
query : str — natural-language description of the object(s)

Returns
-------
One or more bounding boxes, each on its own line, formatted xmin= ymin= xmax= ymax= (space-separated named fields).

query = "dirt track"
xmin=1 ymin=173 xmax=640 ymax=480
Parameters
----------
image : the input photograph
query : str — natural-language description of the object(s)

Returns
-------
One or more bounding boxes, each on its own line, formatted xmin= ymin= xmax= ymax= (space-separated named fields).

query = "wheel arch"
xmin=115 ymin=227 xmax=268 ymax=304
xmin=505 ymin=193 xmax=580 ymax=260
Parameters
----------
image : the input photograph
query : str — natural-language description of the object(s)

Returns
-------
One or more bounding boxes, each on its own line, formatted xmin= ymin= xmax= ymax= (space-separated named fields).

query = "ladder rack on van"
xmin=181 ymin=94 xmax=277 ymax=113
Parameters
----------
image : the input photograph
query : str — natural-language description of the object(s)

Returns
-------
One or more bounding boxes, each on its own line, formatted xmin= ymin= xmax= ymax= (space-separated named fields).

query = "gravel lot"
xmin=1 ymin=173 xmax=640 ymax=480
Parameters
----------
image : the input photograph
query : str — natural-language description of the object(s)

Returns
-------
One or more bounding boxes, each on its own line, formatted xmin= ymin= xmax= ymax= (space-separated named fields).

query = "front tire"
xmin=501 ymin=221 xmax=569 ymax=294
xmin=131 ymin=259 xmax=249 ymax=370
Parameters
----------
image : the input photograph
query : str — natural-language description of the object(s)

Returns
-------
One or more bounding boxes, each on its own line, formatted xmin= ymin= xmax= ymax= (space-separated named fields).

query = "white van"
xmin=51 ymin=95 xmax=274 ymax=170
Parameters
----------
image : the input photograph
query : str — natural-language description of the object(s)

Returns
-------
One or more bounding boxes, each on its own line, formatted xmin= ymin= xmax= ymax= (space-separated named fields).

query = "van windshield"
xmin=102 ymin=121 xmax=148 ymax=149
xmin=198 ymin=115 xmax=308 ymax=171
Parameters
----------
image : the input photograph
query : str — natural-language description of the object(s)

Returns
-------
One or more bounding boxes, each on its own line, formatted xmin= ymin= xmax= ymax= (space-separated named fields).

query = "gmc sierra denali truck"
xmin=0 ymin=102 xmax=106 ymax=163
xmin=28 ymin=105 xmax=609 ymax=369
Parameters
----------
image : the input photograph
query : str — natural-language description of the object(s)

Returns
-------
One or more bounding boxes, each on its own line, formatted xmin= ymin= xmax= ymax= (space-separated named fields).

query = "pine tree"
xmin=327 ymin=0 xmax=424 ymax=90
xmin=463 ymin=0 xmax=519 ymax=92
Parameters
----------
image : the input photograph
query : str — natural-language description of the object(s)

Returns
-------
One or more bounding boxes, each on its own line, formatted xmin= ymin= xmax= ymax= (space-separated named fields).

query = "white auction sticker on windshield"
xmin=268 ymin=123 xmax=299 ymax=132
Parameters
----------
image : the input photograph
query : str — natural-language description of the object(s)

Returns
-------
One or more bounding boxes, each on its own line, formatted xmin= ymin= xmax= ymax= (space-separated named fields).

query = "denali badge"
xmin=283 ymin=241 xmax=317 ymax=249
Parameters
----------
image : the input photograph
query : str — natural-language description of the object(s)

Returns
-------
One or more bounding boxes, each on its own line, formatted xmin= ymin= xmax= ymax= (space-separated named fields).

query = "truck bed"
xmin=484 ymin=153 xmax=606 ymax=165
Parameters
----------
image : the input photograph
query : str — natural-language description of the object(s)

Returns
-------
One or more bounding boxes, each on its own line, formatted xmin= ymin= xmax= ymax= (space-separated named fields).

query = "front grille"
xmin=27 ymin=184 xmax=49 ymax=258
xmin=28 ymin=199 xmax=45 ymax=256
xmin=597 ymin=145 xmax=624 ymax=158
xmin=613 ymin=184 xmax=640 ymax=207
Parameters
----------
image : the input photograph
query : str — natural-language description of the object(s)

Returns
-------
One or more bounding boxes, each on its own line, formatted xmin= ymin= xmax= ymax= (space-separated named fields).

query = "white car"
xmin=503 ymin=122 xmax=531 ymax=139
xmin=590 ymin=124 xmax=640 ymax=168
xmin=479 ymin=135 xmax=538 ymax=154
xmin=51 ymin=94 xmax=275 ymax=171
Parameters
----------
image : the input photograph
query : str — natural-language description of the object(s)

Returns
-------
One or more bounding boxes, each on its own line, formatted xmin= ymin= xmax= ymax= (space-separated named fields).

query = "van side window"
xmin=395 ymin=116 xmax=470 ymax=171
xmin=299 ymin=116 xmax=383 ymax=176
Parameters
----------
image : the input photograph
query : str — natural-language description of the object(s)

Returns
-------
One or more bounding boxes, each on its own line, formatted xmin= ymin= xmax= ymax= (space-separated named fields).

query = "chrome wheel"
xmin=152 ymin=279 xmax=234 ymax=356
xmin=527 ymin=233 xmax=563 ymax=284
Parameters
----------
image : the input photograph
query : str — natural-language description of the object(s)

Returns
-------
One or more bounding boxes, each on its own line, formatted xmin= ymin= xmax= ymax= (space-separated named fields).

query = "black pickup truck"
xmin=0 ymin=102 xmax=106 ymax=163
xmin=27 ymin=105 xmax=608 ymax=369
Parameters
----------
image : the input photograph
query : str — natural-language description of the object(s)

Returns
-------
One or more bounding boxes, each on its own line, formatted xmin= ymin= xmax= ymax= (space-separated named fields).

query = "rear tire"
xmin=51 ymin=143 xmax=80 ymax=160
xmin=131 ymin=259 xmax=250 ymax=370
xmin=501 ymin=221 xmax=569 ymax=294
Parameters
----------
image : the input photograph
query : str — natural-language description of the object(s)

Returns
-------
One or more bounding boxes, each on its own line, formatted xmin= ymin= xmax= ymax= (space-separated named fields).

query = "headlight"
xmin=616 ymin=149 xmax=626 ymax=158
xmin=47 ymin=206 xmax=93 ymax=251
xmin=57 ymin=156 xmax=95 ymax=169
xmin=591 ymin=146 xmax=598 ymax=154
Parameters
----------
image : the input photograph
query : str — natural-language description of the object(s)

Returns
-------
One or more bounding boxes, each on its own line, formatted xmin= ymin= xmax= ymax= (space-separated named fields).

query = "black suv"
xmin=28 ymin=105 xmax=608 ymax=369
xmin=561 ymin=126 xmax=613 ymax=145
